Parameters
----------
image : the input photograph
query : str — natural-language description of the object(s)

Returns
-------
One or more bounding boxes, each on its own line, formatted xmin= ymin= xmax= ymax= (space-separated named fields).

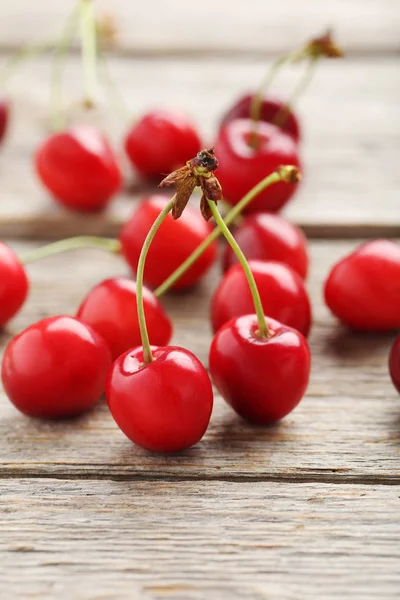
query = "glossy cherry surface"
xmin=389 ymin=336 xmax=400 ymax=394
xmin=77 ymin=277 xmax=172 ymax=360
xmin=324 ymin=239 xmax=400 ymax=331
xmin=223 ymin=212 xmax=309 ymax=278
xmin=220 ymin=94 xmax=301 ymax=141
xmin=35 ymin=125 xmax=121 ymax=212
xmin=209 ymin=315 xmax=310 ymax=424
xmin=213 ymin=119 xmax=301 ymax=213
xmin=125 ymin=109 xmax=202 ymax=180
xmin=0 ymin=242 xmax=29 ymax=327
xmin=212 ymin=260 xmax=312 ymax=336
xmin=120 ymin=195 xmax=217 ymax=290
xmin=0 ymin=97 xmax=9 ymax=145
xmin=1 ymin=316 xmax=112 ymax=419
xmin=107 ymin=345 xmax=213 ymax=452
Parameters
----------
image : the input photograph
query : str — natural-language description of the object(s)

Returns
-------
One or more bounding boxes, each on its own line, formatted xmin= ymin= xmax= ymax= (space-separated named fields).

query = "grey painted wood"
xmin=0 ymin=479 xmax=399 ymax=599
xmin=0 ymin=0 xmax=398 ymax=55
xmin=0 ymin=55 xmax=399 ymax=237
xmin=0 ymin=240 xmax=399 ymax=483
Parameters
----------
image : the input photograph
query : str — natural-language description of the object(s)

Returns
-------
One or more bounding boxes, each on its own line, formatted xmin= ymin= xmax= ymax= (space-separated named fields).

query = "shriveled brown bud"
xmin=191 ymin=148 xmax=219 ymax=175
xmin=200 ymin=194 xmax=213 ymax=221
xmin=96 ymin=12 xmax=118 ymax=49
xmin=171 ymin=179 xmax=197 ymax=220
xmin=305 ymin=30 xmax=344 ymax=59
xmin=277 ymin=165 xmax=302 ymax=183
xmin=201 ymin=175 xmax=223 ymax=202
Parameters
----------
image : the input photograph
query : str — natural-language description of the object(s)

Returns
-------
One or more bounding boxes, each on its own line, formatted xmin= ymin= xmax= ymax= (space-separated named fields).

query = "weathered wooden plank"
xmin=0 ymin=479 xmax=399 ymax=599
xmin=0 ymin=240 xmax=399 ymax=482
xmin=0 ymin=0 xmax=398 ymax=55
xmin=0 ymin=55 xmax=399 ymax=237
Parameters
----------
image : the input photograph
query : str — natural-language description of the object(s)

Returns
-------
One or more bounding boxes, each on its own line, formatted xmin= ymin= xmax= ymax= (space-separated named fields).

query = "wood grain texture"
xmin=1 ymin=240 xmax=399 ymax=483
xmin=0 ymin=0 xmax=399 ymax=56
xmin=0 ymin=55 xmax=399 ymax=237
xmin=0 ymin=478 xmax=399 ymax=599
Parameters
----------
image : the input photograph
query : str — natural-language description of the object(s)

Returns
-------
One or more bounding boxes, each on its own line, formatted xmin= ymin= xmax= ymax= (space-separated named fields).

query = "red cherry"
xmin=214 ymin=119 xmax=301 ymax=213
xmin=220 ymin=94 xmax=301 ymax=141
xmin=0 ymin=242 xmax=29 ymax=327
xmin=389 ymin=335 xmax=400 ymax=394
xmin=120 ymin=195 xmax=217 ymax=290
xmin=209 ymin=315 xmax=310 ymax=424
xmin=125 ymin=109 xmax=202 ymax=180
xmin=324 ymin=239 xmax=400 ymax=332
xmin=223 ymin=212 xmax=309 ymax=278
xmin=77 ymin=277 xmax=172 ymax=360
xmin=1 ymin=316 xmax=112 ymax=419
xmin=0 ymin=97 xmax=9 ymax=145
xmin=107 ymin=345 xmax=213 ymax=452
xmin=212 ymin=260 xmax=311 ymax=337
xmin=35 ymin=125 xmax=121 ymax=212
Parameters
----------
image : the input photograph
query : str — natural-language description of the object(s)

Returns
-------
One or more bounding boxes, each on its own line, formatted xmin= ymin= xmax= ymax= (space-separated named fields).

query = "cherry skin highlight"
xmin=212 ymin=260 xmax=312 ymax=337
xmin=223 ymin=212 xmax=309 ymax=278
xmin=120 ymin=195 xmax=217 ymax=290
xmin=1 ymin=316 xmax=112 ymax=419
xmin=213 ymin=119 xmax=301 ymax=213
xmin=0 ymin=97 xmax=9 ymax=145
xmin=389 ymin=336 xmax=400 ymax=394
xmin=0 ymin=242 xmax=29 ymax=327
xmin=220 ymin=94 xmax=301 ymax=142
xmin=324 ymin=239 xmax=400 ymax=332
xmin=124 ymin=109 xmax=202 ymax=181
xmin=77 ymin=277 xmax=172 ymax=360
xmin=35 ymin=125 xmax=121 ymax=212
xmin=209 ymin=315 xmax=310 ymax=424
xmin=107 ymin=345 xmax=213 ymax=453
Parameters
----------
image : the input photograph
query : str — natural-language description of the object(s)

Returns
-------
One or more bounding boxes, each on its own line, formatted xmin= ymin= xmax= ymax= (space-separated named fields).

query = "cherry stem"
xmin=272 ymin=56 xmax=319 ymax=128
xmin=98 ymin=51 xmax=131 ymax=122
xmin=51 ymin=4 xmax=80 ymax=132
xmin=137 ymin=198 xmax=175 ymax=365
xmin=79 ymin=0 xmax=98 ymax=108
xmin=208 ymin=200 xmax=269 ymax=339
xmin=154 ymin=168 xmax=288 ymax=298
xmin=19 ymin=236 xmax=121 ymax=264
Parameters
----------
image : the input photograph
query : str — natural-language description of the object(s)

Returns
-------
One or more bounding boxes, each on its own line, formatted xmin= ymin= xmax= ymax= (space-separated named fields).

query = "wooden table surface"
xmin=1 ymin=2 xmax=400 ymax=598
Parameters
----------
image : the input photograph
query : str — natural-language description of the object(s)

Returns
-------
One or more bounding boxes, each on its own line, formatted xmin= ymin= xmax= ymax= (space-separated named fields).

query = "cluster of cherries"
xmin=1 ymin=26 xmax=399 ymax=454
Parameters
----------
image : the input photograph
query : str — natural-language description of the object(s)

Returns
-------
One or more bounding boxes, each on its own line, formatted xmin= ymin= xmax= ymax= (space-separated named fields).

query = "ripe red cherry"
xmin=324 ymin=239 xmax=400 ymax=331
xmin=1 ymin=316 xmax=112 ymax=419
xmin=211 ymin=260 xmax=311 ymax=336
xmin=223 ymin=212 xmax=309 ymax=278
xmin=35 ymin=125 xmax=121 ymax=212
xmin=213 ymin=119 xmax=301 ymax=213
xmin=0 ymin=97 xmax=9 ymax=145
xmin=209 ymin=314 xmax=310 ymax=424
xmin=0 ymin=242 xmax=29 ymax=327
xmin=107 ymin=345 xmax=213 ymax=452
xmin=120 ymin=195 xmax=217 ymax=290
xmin=220 ymin=94 xmax=301 ymax=142
xmin=389 ymin=336 xmax=400 ymax=394
xmin=125 ymin=109 xmax=202 ymax=180
xmin=77 ymin=277 xmax=172 ymax=360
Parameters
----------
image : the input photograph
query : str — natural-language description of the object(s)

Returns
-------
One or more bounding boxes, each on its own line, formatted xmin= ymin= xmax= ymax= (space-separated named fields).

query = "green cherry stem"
xmin=0 ymin=38 xmax=56 ymax=90
xmin=98 ymin=51 xmax=132 ymax=123
xmin=272 ymin=56 xmax=319 ymax=128
xmin=51 ymin=3 xmax=80 ymax=131
xmin=153 ymin=166 xmax=298 ymax=298
xmin=19 ymin=236 xmax=121 ymax=264
xmin=79 ymin=0 xmax=98 ymax=108
xmin=207 ymin=199 xmax=269 ymax=338
xmin=136 ymin=198 xmax=175 ymax=364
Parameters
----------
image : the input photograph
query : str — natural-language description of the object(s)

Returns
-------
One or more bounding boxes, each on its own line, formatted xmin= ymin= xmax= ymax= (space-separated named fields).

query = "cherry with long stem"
xmin=154 ymin=165 xmax=299 ymax=297
xmin=135 ymin=198 xmax=174 ymax=364
xmin=207 ymin=199 xmax=269 ymax=339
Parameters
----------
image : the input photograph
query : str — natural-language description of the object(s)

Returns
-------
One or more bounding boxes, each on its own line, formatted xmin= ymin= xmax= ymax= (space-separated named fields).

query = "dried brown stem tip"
xmin=305 ymin=30 xmax=344 ymax=59
xmin=158 ymin=148 xmax=222 ymax=221
xmin=277 ymin=165 xmax=302 ymax=184
xmin=96 ymin=12 xmax=119 ymax=49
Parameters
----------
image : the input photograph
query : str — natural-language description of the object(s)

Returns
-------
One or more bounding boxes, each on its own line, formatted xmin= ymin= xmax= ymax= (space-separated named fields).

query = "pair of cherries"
xmin=34 ymin=92 xmax=301 ymax=216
